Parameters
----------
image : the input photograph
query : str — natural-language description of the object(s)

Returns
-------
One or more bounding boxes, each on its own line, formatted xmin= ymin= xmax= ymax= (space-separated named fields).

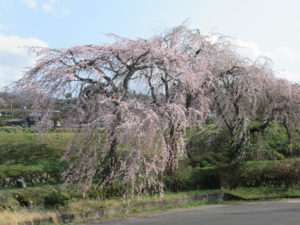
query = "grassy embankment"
xmin=2 ymin=186 xmax=300 ymax=225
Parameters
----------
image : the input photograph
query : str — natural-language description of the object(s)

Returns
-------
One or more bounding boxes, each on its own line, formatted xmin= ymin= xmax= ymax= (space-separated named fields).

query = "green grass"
xmin=156 ymin=189 xmax=219 ymax=200
xmin=0 ymin=163 xmax=62 ymax=177
xmin=228 ymin=186 xmax=300 ymax=199
xmin=0 ymin=132 xmax=73 ymax=164
xmin=102 ymin=201 xmax=212 ymax=220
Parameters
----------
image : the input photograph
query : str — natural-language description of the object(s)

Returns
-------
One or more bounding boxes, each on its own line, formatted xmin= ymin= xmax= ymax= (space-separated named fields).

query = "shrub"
xmin=237 ymin=159 xmax=300 ymax=187
xmin=186 ymin=123 xmax=300 ymax=167
xmin=164 ymin=167 xmax=220 ymax=192
xmin=186 ymin=125 xmax=232 ymax=167
xmin=44 ymin=190 xmax=69 ymax=208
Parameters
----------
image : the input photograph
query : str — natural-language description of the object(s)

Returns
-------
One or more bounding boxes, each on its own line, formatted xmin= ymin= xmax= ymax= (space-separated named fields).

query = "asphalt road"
xmin=86 ymin=199 xmax=300 ymax=225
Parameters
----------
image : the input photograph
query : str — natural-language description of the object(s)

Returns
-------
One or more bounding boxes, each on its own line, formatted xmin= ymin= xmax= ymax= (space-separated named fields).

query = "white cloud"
xmin=22 ymin=0 xmax=37 ymax=9
xmin=22 ymin=0 xmax=66 ymax=14
xmin=235 ymin=40 xmax=300 ymax=83
xmin=48 ymin=0 xmax=59 ymax=3
xmin=277 ymin=70 xmax=300 ymax=82
xmin=0 ymin=24 xmax=7 ymax=31
xmin=42 ymin=4 xmax=54 ymax=11
xmin=0 ymin=33 xmax=48 ymax=90
xmin=235 ymin=40 xmax=271 ymax=59
xmin=62 ymin=8 xmax=70 ymax=15
xmin=41 ymin=0 xmax=69 ymax=15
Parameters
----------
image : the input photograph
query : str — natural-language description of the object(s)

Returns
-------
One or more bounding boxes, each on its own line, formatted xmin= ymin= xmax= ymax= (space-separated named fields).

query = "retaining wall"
xmin=18 ymin=192 xmax=242 ymax=225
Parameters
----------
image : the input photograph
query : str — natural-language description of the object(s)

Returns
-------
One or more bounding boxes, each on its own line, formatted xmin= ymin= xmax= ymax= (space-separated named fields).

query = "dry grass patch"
xmin=0 ymin=209 xmax=58 ymax=225
xmin=67 ymin=198 xmax=130 ymax=213
xmin=67 ymin=199 xmax=104 ymax=213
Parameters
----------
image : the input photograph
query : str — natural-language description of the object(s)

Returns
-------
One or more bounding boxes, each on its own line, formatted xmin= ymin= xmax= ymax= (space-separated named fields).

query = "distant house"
xmin=4 ymin=111 xmax=61 ymax=128
xmin=6 ymin=118 xmax=27 ymax=127
xmin=0 ymin=111 xmax=12 ymax=118
xmin=6 ymin=112 xmax=41 ymax=127
xmin=27 ymin=112 xmax=42 ymax=124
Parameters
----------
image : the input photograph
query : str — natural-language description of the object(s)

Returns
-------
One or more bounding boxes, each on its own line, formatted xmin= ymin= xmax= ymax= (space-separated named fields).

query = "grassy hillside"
xmin=0 ymin=130 xmax=72 ymax=164
xmin=0 ymin=127 xmax=74 ymax=187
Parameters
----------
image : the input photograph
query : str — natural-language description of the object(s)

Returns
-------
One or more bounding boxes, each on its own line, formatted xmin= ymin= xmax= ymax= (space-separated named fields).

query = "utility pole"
xmin=11 ymin=99 xmax=14 ymax=118
xmin=10 ymin=99 xmax=14 ymax=118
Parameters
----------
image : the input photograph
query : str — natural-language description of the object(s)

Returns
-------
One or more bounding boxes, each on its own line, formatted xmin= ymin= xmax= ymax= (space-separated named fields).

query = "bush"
xmin=164 ymin=159 xmax=300 ymax=191
xmin=164 ymin=167 xmax=220 ymax=192
xmin=106 ymin=182 xmax=131 ymax=197
xmin=237 ymin=159 xmax=300 ymax=187
xmin=186 ymin=125 xmax=232 ymax=167
xmin=66 ymin=181 xmax=128 ymax=200
xmin=44 ymin=190 xmax=69 ymax=208
xmin=186 ymin=123 xmax=300 ymax=167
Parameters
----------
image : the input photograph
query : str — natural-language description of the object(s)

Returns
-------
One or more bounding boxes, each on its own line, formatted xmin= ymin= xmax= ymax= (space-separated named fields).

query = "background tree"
xmin=267 ymin=81 xmax=300 ymax=155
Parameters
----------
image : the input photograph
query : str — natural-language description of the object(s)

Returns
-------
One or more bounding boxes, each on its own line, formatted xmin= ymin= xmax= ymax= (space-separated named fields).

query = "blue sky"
xmin=1 ymin=0 xmax=300 ymax=89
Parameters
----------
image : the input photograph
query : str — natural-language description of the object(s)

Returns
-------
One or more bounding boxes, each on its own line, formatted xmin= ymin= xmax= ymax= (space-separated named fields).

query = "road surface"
xmin=86 ymin=199 xmax=300 ymax=225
